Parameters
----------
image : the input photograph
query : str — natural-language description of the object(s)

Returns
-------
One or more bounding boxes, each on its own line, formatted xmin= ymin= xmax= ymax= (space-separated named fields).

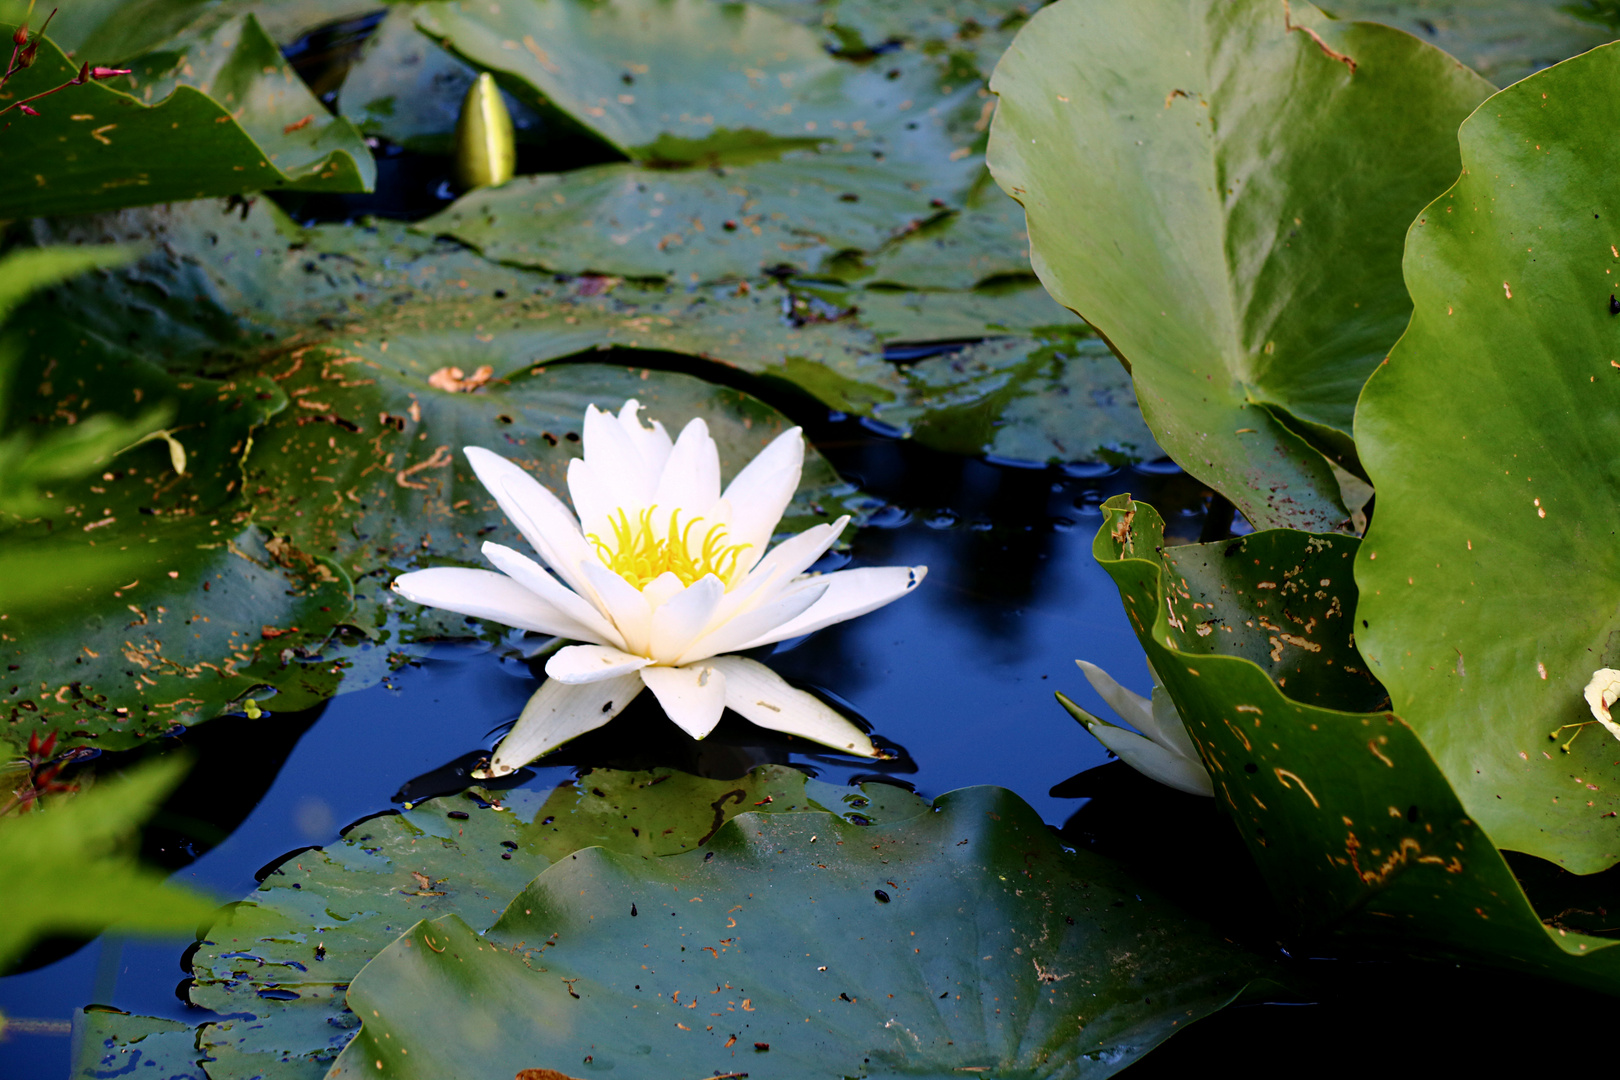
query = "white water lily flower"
xmin=392 ymin=400 xmax=926 ymax=775
xmin=1056 ymin=660 xmax=1212 ymax=796
xmin=1582 ymin=669 xmax=1620 ymax=742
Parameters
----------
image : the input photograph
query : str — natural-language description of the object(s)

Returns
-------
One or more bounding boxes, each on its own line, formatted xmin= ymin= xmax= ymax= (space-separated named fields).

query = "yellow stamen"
xmin=587 ymin=506 xmax=750 ymax=590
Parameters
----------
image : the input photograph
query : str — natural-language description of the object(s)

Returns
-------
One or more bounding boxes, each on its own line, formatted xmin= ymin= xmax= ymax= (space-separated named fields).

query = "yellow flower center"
xmin=588 ymin=507 xmax=750 ymax=591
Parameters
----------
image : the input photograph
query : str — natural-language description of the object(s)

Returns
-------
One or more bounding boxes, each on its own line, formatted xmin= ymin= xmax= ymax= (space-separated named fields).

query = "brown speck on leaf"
xmin=427 ymin=365 xmax=495 ymax=393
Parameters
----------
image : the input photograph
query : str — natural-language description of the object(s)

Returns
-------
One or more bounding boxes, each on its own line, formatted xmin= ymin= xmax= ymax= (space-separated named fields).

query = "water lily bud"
xmin=453 ymin=72 xmax=516 ymax=192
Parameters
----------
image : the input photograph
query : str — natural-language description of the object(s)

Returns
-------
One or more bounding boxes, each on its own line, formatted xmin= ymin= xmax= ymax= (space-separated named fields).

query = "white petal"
xmin=546 ymin=644 xmax=652 ymax=684
xmin=1149 ymin=687 xmax=1201 ymax=759
xmin=567 ymin=457 xmax=618 ymax=543
xmin=1585 ymin=669 xmax=1620 ymax=741
xmin=392 ymin=568 xmax=580 ymax=636
xmin=479 ymin=543 xmax=623 ymax=648
xmin=1085 ymin=719 xmax=1210 ymax=796
xmin=719 ymin=427 xmax=803 ymax=574
xmin=641 ymin=570 xmax=685 ymax=610
xmin=485 ymin=673 xmax=645 ymax=775
xmin=677 ymin=579 xmax=827 ymax=665
xmin=617 ymin=399 xmax=673 ymax=475
xmin=652 ymin=417 xmax=721 ymax=514
xmin=583 ymin=403 xmax=657 ymax=510
xmin=710 ymin=656 xmax=876 ymax=757
xmin=578 ymin=560 xmax=653 ymax=655
xmin=649 ymin=574 xmax=726 ymax=662
xmin=714 ymin=518 xmax=847 ymax=625
xmin=1076 ymin=660 xmax=1159 ymax=740
xmin=463 ymin=447 xmax=598 ymax=599
xmin=733 ymin=565 xmax=926 ymax=649
xmin=642 ymin=662 xmax=727 ymax=740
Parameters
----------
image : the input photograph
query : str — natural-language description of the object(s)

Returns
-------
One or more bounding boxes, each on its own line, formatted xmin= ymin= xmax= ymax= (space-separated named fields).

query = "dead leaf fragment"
xmin=515 ymin=1070 xmax=585 ymax=1080
xmin=428 ymin=365 xmax=495 ymax=393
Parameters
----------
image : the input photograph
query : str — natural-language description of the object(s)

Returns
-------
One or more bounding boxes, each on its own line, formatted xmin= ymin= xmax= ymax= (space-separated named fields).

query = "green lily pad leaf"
xmin=0 ymin=21 xmax=372 ymax=220
xmin=1090 ymin=496 xmax=1620 ymax=989
xmin=413 ymin=0 xmax=981 ymax=168
xmin=1354 ymin=44 xmax=1620 ymax=873
xmin=1325 ymin=0 xmax=1616 ymax=86
xmin=829 ymin=0 xmax=1045 ymax=77
xmin=338 ymin=8 xmax=547 ymax=155
xmin=0 ymin=757 xmax=217 ymax=972
xmin=854 ymin=173 xmax=1033 ymax=291
xmin=183 ymin=767 xmax=924 ymax=1078
xmin=986 ymin=0 xmax=1492 ymax=530
xmin=71 ymin=1009 xmax=205 ymax=1080
xmin=419 ymin=150 xmax=972 ymax=284
xmin=329 ymin=785 xmax=1281 ymax=1079
xmin=0 ymin=0 xmax=383 ymax=64
xmin=875 ymin=331 xmax=1161 ymax=464
xmin=847 ymin=278 xmax=1081 ymax=342
xmin=103 ymin=14 xmax=377 ymax=193
xmin=0 ymin=293 xmax=349 ymax=750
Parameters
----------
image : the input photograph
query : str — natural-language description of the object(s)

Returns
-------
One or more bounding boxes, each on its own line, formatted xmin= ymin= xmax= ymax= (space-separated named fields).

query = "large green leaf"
xmin=97 ymin=767 xmax=925 ymax=1079
xmin=1326 ymin=0 xmax=1616 ymax=86
xmin=0 ymin=757 xmax=217 ymax=972
xmin=0 ymin=0 xmax=382 ymax=63
xmin=986 ymin=0 xmax=1492 ymax=530
xmin=0 ymin=20 xmax=372 ymax=219
xmin=0 ymin=291 xmax=350 ymax=750
xmin=875 ymin=331 xmax=1161 ymax=465
xmin=828 ymin=0 xmax=1047 ymax=77
xmin=414 ymin=0 xmax=980 ymax=167
xmin=27 ymin=201 xmax=1155 ymax=485
xmin=420 ymin=149 xmax=973 ymax=284
xmin=1355 ymin=43 xmax=1620 ymax=873
xmin=104 ymin=14 xmax=377 ymax=191
xmin=329 ymin=785 xmax=1279 ymax=1079
xmin=854 ymin=173 xmax=1034 ymax=291
xmin=1090 ymin=496 xmax=1620 ymax=989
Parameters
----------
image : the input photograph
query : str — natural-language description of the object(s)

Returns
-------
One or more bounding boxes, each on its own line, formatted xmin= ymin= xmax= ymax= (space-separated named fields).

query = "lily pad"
xmin=164 ymin=767 xmax=925 ymax=1078
xmin=875 ymin=331 xmax=1161 ymax=465
xmin=1090 ymin=496 xmax=1620 ymax=990
xmin=329 ymin=785 xmax=1279 ymax=1079
xmin=414 ymin=0 xmax=982 ymax=170
xmin=0 ymin=289 xmax=350 ymax=750
xmin=986 ymin=0 xmax=1492 ymax=530
xmin=1325 ymin=0 xmax=1616 ymax=86
xmin=855 ymin=173 xmax=1034 ymax=291
xmin=1354 ymin=43 xmax=1620 ymax=873
xmin=103 ymin=14 xmax=377 ymax=192
xmin=0 ymin=20 xmax=372 ymax=220
xmin=829 ymin=0 xmax=1047 ymax=77
xmin=338 ymin=8 xmax=547 ymax=155
xmin=71 ymin=1009 xmax=205 ymax=1080
xmin=419 ymin=150 xmax=973 ymax=284
xmin=0 ymin=0 xmax=383 ymax=63
xmin=0 ymin=757 xmax=218 ymax=972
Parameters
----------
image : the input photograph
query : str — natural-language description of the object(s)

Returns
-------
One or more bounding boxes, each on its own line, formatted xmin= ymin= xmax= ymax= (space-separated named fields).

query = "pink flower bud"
xmin=18 ymin=41 xmax=36 ymax=67
xmin=18 ymin=104 xmax=39 ymax=116
xmin=90 ymin=66 xmax=132 ymax=79
xmin=11 ymin=24 xmax=27 ymax=46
